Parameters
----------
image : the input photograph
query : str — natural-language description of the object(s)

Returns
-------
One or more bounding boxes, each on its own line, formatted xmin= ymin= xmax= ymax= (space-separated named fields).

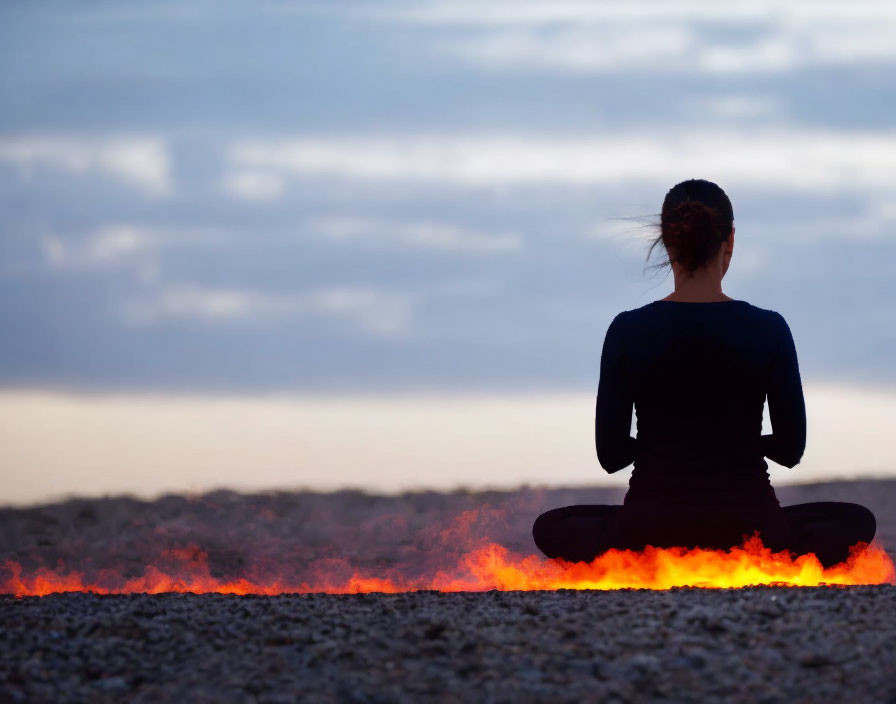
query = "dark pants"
xmin=532 ymin=502 xmax=877 ymax=569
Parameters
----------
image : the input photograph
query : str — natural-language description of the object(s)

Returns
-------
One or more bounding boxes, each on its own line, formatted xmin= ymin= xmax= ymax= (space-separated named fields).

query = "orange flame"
xmin=2 ymin=537 xmax=893 ymax=596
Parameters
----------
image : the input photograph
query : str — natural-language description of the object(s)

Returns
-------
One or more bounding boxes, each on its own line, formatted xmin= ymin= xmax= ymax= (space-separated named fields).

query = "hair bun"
xmin=646 ymin=179 xmax=734 ymax=276
xmin=661 ymin=200 xmax=725 ymax=273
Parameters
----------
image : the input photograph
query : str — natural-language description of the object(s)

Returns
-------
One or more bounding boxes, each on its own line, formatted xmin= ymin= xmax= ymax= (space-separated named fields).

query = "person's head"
xmin=647 ymin=179 xmax=735 ymax=279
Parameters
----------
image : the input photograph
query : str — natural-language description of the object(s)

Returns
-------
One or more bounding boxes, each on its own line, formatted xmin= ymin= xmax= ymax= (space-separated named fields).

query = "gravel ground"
xmin=1 ymin=479 xmax=895 ymax=702
xmin=2 ymin=480 xmax=894 ymax=590
xmin=3 ymin=587 xmax=896 ymax=703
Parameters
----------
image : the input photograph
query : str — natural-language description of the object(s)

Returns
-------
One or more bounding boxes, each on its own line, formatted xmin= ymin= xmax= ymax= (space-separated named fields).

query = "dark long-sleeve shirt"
xmin=595 ymin=300 xmax=806 ymax=510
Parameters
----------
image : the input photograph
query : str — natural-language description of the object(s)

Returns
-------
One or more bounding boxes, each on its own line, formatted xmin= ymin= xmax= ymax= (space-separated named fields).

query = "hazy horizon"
xmin=2 ymin=381 xmax=895 ymax=506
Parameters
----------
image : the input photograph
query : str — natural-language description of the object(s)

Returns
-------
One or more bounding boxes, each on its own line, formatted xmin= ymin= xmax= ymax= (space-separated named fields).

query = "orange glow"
xmin=2 ymin=537 xmax=893 ymax=596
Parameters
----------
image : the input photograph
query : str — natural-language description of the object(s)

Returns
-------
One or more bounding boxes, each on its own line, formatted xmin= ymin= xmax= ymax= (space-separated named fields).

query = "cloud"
xmin=766 ymin=206 xmax=896 ymax=243
xmin=39 ymin=224 xmax=230 ymax=282
xmin=436 ymin=26 xmax=885 ymax=75
xmin=357 ymin=0 xmax=896 ymax=74
xmin=41 ymin=225 xmax=160 ymax=282
xmin=123 ymin=284 xmax=414 ymax=336
xmin=361 ymin=1 xmax=767 ymax=25
xmin=63 ymin=2 xmax=212 ymax=25
xmin=441 ymin=26 xmax=700 ymax=74
xmin=698 ymin=94 xmax=781 ymax=119
xmin=44 ymin=225 xmax=155 ymax=266
xmin=311 ymin=216 xmax=522 ymax=253
xmin=0 ymin=136 xmax=171 ymax=195
xmin=223 ymin=170 xmax=286 ymax=202
xmin=229 ymin=131 xmax=896 ymax=191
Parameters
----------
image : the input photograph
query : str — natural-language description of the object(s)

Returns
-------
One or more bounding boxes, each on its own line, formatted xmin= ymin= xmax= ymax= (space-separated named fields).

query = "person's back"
xmin=532 ymin=178 xmax=876 ymax=568
xmin=597 ymin=299 xmax=805 ymax=511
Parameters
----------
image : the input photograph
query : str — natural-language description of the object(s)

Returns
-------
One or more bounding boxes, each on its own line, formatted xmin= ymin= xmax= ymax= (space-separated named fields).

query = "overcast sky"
xmin=2 ymin=0 xmax=895 ymax=394
xmin=1 ymin=1 xmax=895 ymax=500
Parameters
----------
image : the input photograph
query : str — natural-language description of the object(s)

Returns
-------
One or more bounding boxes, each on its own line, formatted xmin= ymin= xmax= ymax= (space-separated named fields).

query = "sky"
xmin=1 ymin=1 xmax=895 ymax=502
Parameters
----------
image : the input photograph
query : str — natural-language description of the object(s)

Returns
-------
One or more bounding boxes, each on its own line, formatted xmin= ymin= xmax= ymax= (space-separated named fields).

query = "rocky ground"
xmin=1 ymin=479 xmax=895 ymax=702
xmin=3 ymin=587 xmax=896 ymax=703
xmin=2 ymin=480 xmax=894 ymax=588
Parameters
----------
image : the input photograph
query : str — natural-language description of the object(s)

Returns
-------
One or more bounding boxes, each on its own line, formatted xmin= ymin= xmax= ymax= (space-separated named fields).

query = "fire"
xmin=2 ymin=537 xmax=893 ymax=596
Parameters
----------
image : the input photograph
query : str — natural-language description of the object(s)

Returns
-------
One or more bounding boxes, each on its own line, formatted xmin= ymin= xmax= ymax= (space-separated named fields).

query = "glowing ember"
xmin=2 ymin=537 xmax=893 ymax=596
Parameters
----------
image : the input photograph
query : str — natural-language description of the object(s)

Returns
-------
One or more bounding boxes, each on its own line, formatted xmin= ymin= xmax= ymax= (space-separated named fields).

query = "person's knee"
xmin=532 ymin=507 xmax=576 ymax=545
xmin=531 ymin=511 xmax=556 ymax=556
xmin=852 ymin=504 xmax=877 ymax=543
xmin=831 ymin=503 xmax=877 ymax=546
xmin=531 ymin=512 xmax=547 ymax=541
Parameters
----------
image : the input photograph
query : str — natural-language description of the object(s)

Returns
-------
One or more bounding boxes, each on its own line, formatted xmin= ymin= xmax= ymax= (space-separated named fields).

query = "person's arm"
xmin=761 ymin=312 xmax=807 ymax=468
xmin=595 ymin=312 xmax=637 ymax=473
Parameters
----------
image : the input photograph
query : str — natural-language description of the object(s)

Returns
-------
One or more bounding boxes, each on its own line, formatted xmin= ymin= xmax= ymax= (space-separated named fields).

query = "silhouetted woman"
xmin=532 ymin=179 xmax=876 ymax=569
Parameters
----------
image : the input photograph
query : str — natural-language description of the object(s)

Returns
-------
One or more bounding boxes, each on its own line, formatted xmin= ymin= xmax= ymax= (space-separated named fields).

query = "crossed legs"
xmin=532 ymin=502 xmax=877 ymax=569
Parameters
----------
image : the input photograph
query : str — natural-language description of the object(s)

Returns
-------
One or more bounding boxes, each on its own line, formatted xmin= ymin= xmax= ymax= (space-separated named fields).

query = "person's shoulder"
xmin=613 ymin=299 xmax=788 ymax=321
xmin=741 ymin=301 xmax=787 ymax=323
xmin=610 ymin=302 xmax=654 ymax=324
xmin=610 ymin=301 xmax=666 ymax=329
xmin=604 ymin=306 xmax=642 ymax=340
xmin=626 ymin=299 xmax=789 ymax=325
xmin=606 ymin=309 xmax=631 ymax=330
xmin=738 ymin=302 xmax=794 ymax=337
xmin=622 ymin=301 xmax=659 ymax=317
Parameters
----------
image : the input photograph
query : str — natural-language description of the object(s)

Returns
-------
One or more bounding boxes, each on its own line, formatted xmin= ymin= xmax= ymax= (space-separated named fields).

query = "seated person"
xmin=533 ymin=179 xmax=876 ymax=569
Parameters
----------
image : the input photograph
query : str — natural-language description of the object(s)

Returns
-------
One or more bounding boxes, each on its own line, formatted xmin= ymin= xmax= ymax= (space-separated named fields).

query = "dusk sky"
xmin=2 ymin=1 xmax=895 ymax=502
